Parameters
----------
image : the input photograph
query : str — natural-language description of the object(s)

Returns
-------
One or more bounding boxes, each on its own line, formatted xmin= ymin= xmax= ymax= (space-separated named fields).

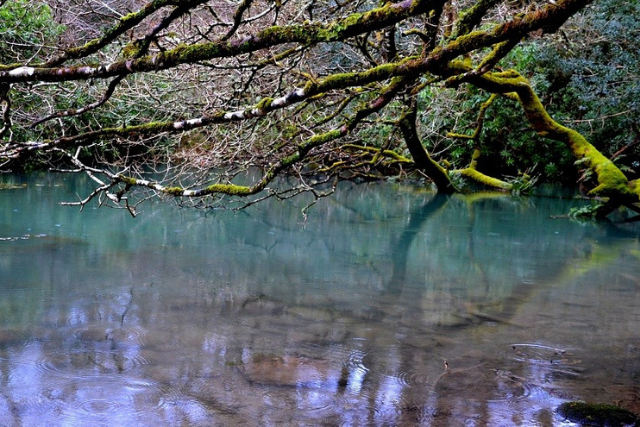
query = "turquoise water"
xmin=1 ymin=173 xmax=640 ymax=426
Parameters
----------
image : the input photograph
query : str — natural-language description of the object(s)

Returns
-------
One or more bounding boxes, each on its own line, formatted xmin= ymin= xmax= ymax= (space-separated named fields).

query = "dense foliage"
xmin=418 ymin=0 xmax=639 ymax=185
xmin=0 ymin=0 xmax=64 ymax=63
xmin=541 ymin=0 xmax=640 ymax=182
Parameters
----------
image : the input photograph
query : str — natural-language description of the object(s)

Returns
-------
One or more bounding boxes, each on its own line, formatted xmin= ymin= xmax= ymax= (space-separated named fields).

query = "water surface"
xmin=1 ymin=174 xmax=640 ymax=426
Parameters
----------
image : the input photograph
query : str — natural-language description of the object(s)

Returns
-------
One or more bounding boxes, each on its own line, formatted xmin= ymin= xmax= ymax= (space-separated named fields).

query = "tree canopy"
xmin=0 ymin=0 xmax=638 ymax=218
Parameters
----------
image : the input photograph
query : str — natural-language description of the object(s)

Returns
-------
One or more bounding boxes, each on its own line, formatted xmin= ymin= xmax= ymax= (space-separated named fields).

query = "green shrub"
xmin=417 ymin=0 xmax=639 ymax=186
xmin=0 ymin=0 xmax=65 ymax=63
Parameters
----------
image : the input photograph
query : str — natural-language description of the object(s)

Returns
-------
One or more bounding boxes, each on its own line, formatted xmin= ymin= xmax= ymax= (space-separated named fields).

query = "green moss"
xmin=258 ymin=0 xmax=430 ymax=45
xmin=331 ymin=11 xmax=366 ymax=34
xmin=629 ymin=179 xmax=640 ymax=195
xmin=117 ymin=176 xmax=139 ymax=186
xmin=64 ymin=39 xmax=100 ymax=58
xmin=204 ymin=183 xmax=252 ymax=196
xmin=452 ymin=0 xmax=502 ymax=39
xmin=557 ymin=401 xmax=639 ymax=426
xmin=312 ymin=60 xmax=411 ymax=94
xmin=164 ymin=186 xmax=184 ymax=196
xmin=260 ymin=24 xmax=317 ymax=45
xmin=115 ymin=175 xmax=253 ymax=197
xmin=162 ymin=42 xmax=226 ymax=64
xmin=447 ymin=62 xmax=635 ymax=201
xmin=457 ymin=168 xmax=512 ymax=190
xmin=122 ymin=40 xmax=144 ymax=59
xmin=255 ymin=97 xmax=274 ymax=111
xmin=281 ymin=125 xmax=298 ymax=139
xmin=120 ymin=11 xmax=140 ymax=22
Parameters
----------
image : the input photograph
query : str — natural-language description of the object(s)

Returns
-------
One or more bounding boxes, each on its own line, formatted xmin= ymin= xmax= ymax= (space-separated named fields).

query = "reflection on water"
xmin=1 ymin=173 xmax=640 ymax=426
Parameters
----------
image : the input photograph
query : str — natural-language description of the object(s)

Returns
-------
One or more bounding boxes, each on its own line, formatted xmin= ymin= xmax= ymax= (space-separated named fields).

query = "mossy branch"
xmin=398 ymin=98 xmax=456 ymax=193
xmin=447 ymin=93 xmax=497 ymax=143
xmin=433 ymin=0 xmax=593 ymax=68
xmin=0 ymin=0 xmax=589 ymax=84
xmin=114 ymin=126 xmax=347 ymax=199
xmin=341 ymin=144 xmax=413 ymax=163
xmin=451 ymin=0 xmax=502 ymax=39
xmin=42 ymin=0 xmax=199 ymax=68
xmin=455 ymin=158 xmax=513 ymax=191
xmin=446 ymin=93 xmax=512 ymax=191
xmin=0 ymin=0 xmax=435 ymax=83
xmin=441 ymin=60 xmax=640 ymax=212
xmin=112 ymin=72 xmax=410 ymax=200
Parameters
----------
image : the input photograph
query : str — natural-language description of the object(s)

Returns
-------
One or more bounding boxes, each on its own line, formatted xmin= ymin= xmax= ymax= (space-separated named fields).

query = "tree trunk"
xmin=398 ymin=100 xmax=456 ymax=194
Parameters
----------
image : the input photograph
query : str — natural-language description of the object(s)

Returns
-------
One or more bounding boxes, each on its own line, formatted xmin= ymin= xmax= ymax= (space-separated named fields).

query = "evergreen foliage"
xmin=418 ymin=0 xmax=639 ymax=184
xmin=0 ymin=1 xmax=65 ymax=63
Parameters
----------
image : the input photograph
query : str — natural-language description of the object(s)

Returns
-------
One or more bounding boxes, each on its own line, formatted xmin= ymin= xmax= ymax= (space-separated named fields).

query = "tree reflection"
xmin=2 ymin=180 xmax=640 ymax=424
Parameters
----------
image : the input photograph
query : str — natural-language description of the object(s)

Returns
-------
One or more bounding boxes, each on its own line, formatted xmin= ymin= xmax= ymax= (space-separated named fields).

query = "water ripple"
xmin=433 ymin=364 xmax=532 ymax=404
xmin=157 ymin=388 xmax=210 ymax=421
xmin=391 ymin=368 xmax=419 ymax=387
xmin=0 ymin=329 xmax=28 ymax=348
xmin=509 ymin=343 xmax=570 ymax=364
xmin=507 ymin=343 xmax=583 ymax=378
xmin=59 ymin=376 xmax=162 ymax=424
xmin=77 ymin=397 xmax=123 ymax=415
xmin=74 ymin=325 xmax=148 ymax=347
xmin=11 ymin=344 xmax=148 ymax=378
xmin=6 ymin=374 xmax=172 ymax=426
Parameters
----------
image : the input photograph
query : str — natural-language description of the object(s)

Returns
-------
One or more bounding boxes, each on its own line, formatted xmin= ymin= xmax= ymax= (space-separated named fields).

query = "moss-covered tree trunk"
xmin=398 ymin=99 xmax=456 ymax=194
xmin=440 ymin=61 xmax=640 ymax=217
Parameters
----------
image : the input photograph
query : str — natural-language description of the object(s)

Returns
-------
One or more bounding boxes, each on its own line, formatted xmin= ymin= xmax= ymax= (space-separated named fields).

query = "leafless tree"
xmin=1 ymin=0 xmax=638 ymax=218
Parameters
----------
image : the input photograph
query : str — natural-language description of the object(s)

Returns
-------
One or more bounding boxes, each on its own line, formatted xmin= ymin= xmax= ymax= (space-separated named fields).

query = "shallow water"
xmin=1 ymin=174 xmax=640 ymax=426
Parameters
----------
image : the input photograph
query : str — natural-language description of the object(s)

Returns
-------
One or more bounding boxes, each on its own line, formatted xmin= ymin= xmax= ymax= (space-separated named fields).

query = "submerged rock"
xmin=76 ymin=327 xmax=110 ymax=342
xmin=0 ymin=329 xmax=26 ymax=346
xmin=240 ymin=295 xmax=285 ymax=315
xmin=239 ymin=353 xmax=340 ymax=387
xmin=557 ymin=401 xmax=639 ymax=426
xmin=418 ymin=291 xmax=472 ymax=327
xmin=286 ymin=306 xmax=335 ymax=322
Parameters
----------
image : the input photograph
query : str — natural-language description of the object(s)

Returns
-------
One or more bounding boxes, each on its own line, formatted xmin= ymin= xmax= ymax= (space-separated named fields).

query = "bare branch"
xmin=30 ymin=76 xmax=126 ymax=128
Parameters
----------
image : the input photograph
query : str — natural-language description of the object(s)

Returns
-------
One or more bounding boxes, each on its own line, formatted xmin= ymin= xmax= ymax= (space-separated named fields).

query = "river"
xmin=1 ymin=173 xmax=640 ymax=426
